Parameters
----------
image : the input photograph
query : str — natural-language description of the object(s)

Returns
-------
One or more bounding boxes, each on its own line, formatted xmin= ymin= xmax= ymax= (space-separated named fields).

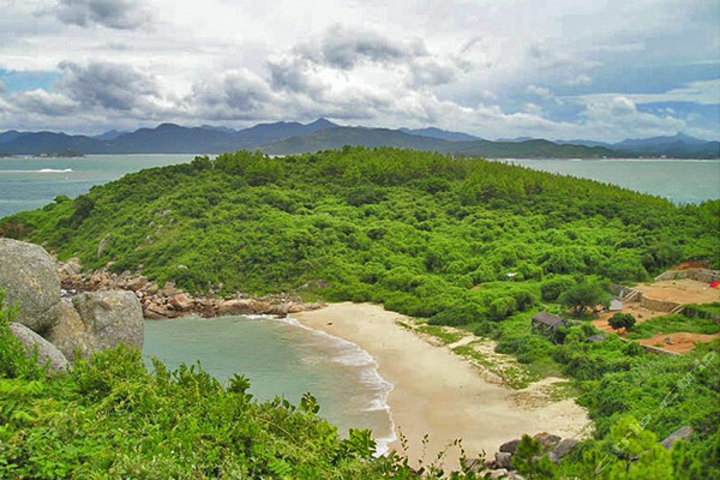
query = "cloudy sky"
xmin=1 ymin=0 xmax=718 ymax=141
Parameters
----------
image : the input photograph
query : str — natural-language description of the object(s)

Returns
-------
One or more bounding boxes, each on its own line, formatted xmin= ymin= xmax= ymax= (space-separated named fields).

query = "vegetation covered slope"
xmin=0 ymin=293 xmax=454 ymax=479
xmin=4 ymin=148 xmax=717 ymax=300
xmin=2 ymin=148 xmax=719 ymax=478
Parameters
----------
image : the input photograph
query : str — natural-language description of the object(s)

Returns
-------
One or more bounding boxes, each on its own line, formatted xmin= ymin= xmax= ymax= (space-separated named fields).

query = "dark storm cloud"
xmin=267 ymin=59 xmax=323 ymax=95
xmin=295 ymin=24 xmax=428 ymax=70
xmin=58 ymin=61 xmax=159 ymax=110
xmin=408 ymin=59 xmax=464 ymax=87
xmin=189 ymin=70 xmax=281 ymax=120
xmin=50 ymin=0 xmax=150 ymax=30
xmin=10 ymin=90 xmax=77 ymax=116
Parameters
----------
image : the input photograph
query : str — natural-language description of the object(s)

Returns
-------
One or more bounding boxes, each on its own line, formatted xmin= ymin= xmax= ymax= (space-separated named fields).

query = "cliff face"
xmin=0 ymin=238 xmax=144 ymax=371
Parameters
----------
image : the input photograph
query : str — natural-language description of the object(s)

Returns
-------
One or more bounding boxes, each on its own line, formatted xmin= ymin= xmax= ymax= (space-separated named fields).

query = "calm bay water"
xmin=143 ymin=315 xmax=395 ymax=451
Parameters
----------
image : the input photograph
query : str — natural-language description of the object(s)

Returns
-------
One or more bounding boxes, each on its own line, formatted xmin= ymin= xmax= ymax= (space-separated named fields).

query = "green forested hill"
xmin=2 ymin=148 xmax=719 ymax=478
xmin=4 ymin=148 xmax=716 ymax=299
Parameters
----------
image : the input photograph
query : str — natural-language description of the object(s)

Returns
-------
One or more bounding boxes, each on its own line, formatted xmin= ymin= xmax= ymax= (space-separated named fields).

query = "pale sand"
xmin=293 ymin=302 xmax=590 ymax=470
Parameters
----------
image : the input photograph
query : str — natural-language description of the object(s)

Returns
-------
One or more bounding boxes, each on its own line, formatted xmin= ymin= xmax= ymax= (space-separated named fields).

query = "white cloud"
xmin=568 ymin=79 xmax=720 ymax=108
xmin=527 ymin=85 xmax=553 ymax=99
xmin=0 ymin=0 xmax=716 ymax=140
xmin=41 ymin=0 xmax=151 ymax=30
xmin=563 ymin=73 xmax=592 ymax=87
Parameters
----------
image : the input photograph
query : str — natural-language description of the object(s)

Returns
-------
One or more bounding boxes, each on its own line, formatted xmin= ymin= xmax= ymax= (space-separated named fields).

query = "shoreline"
xmin=293 ymin=302 xmax=591 ymax=470
xmin=274 ymin=315 xmax=398 ymax=456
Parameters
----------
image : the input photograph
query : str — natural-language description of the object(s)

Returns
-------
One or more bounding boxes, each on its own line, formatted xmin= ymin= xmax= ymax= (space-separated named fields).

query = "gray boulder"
xmin=495 ymin=451 xmax=512 ymax=469
xmin=533 ymin=432 xmax=562 ymax=449
xmin=45 ymin=300 xmax=93 ymax=362
xmin=72 ymin=290 xmax=144 ymax=350
xmin=9 ymin=322 xmax=70 ymax=373
xmin=499 ymin=439 xmax=521 ymax=454
xmin=59 ymin=257 xmax=83 ymax=277
xmin=550 ymin=438 xmax=580 ymax=463
xmin=661 ymin=426 xmax=693 ymax=449
xmin=0 ymin=238 xmax=62 ymax=333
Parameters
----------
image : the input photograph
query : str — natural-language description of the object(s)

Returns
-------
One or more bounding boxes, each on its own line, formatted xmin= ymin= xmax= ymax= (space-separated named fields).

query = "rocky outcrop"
xmin=44 ymin=300 xmax=93 ymax=361
xmin=494 ymin=451 xmax=512 ymax=469
xmin=533 ymin=432 xmax=561 ymax=449
xmin=58 ymin=260 xmax=326 ymax=320
xmin=72 ymin=290 xmax=144 ymax=351
xmin=0 ymin=238 xmax=62 ymax=333
xmin=1 ymin=240 xmax=147 ymax=371
xmin=499 ymin=439 xmax=521 ymax=454
xmin=487 ymin=433 xmax=580 ymax=475
xmin=9 ymin=322 xmax=70 ymax=374
xmin=549 ymin=438 xmax=580 ymax=463
xmin=660 ymin=426 xmax=693 ymax=449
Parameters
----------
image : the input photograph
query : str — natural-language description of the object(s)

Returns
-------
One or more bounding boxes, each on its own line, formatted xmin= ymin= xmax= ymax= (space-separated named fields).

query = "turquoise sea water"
xmin=494 ymin=158 xmax=720 ymax=205
xmin=0 ymin=154 xmax=195 ymax=218
xmin=143 ymin=315 xmax=395 ymax=452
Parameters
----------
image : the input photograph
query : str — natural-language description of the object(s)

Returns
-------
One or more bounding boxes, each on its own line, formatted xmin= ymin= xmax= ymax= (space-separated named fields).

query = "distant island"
xmin=0 ymin=120 xmax=717 ymax=159
xmin=33 ymin=148 xmax=85 ymax=158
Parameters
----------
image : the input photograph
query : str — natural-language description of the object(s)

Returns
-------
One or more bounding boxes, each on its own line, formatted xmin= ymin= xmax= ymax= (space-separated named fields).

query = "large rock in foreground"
xmin=72 ymin=290 xmax=144 ymax=351
xmin=45 ymin=300 xmax=93 ymax=362
xmin=0 ymin=238 xmax=62 ymax=333
xmin=9 ymin=322 xmax=70 ymax=374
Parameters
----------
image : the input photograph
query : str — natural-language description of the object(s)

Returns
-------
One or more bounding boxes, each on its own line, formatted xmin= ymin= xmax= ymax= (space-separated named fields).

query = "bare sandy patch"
xmin=637 ymin=332 xmax=720 ymax=354
xmin=634 ymin=279 xmax=720 ymax=305
xmin=293 ymin=302 xmax=590 ymax=470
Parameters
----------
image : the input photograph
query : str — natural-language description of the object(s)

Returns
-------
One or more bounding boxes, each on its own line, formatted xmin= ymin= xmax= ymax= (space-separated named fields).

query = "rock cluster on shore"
xmin=1 ymin=239 xmax=144 ymax=372
xmin=481 ymin=432 xmax=580 ymax=479
xmin=58 ymin=258 xmax=326 ymax=320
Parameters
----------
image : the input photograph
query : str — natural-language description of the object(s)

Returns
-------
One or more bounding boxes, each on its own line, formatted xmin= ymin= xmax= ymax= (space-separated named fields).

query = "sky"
xmin=0 ymin=0 xmax=718 ymax=141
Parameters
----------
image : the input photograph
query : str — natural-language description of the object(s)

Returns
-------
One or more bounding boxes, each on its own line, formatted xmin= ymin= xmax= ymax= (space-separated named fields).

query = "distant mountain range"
xmin=0 ymin=119 xmax=717 ymax=158
xmin=560 ymin=133 xmax=719 ymax=158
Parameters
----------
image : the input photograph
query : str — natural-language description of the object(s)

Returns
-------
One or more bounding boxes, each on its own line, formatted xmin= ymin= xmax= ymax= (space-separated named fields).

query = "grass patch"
xmin=453 ymin=343 xmax=539 ymax=389
xmin=415 ymin=324 xmax=466 ymax=344
xmin=627 ymin=313 xmax=719 ymax=339
xmin=544 ymin=380 xmax=580 ymax=401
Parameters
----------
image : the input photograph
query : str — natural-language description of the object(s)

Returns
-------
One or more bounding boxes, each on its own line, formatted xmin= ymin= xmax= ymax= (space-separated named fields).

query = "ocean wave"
xmin=241 ymin=313 xmax=276 ymax=320
xmin=374 ymin=430 xmax=399 ymax=457
xmin=0 ymin=168 xmax=73 ymax=174
xmin=278 ymin=315 xmax=397 ymax=457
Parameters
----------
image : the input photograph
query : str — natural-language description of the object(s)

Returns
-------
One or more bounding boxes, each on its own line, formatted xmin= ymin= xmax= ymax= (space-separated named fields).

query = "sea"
xmin=1 ymin=154 xmax=719 ymax=449
xmin=144 ymin=315 xmax=396 ymax=453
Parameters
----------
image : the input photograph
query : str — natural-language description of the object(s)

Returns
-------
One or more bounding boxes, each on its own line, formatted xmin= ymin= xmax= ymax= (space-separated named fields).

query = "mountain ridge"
xmin=0 ymin=121 xmax=717 ymax=158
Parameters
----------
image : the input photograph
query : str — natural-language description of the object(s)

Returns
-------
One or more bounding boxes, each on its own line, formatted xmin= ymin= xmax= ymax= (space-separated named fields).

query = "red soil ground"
xmin=593 ymin=278 xmax=719 ymax=354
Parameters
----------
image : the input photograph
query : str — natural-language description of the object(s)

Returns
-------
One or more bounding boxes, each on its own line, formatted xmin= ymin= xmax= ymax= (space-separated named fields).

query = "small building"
xmin=609 ymin=299 xmax=623 ymax=311
xmin=588 ymin=334 xmax=606 ymax=343
xmin=531 ymin=312 xmax=568 ymax=337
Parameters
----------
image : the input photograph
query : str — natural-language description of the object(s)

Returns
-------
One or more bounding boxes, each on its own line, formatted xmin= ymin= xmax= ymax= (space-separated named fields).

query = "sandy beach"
xmin=293 ymin=302 xmax=590 ymax=470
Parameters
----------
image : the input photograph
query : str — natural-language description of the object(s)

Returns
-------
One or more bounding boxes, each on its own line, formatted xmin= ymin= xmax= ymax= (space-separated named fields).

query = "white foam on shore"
xmin=277 ymin=315 xmax=398 ymax=457
xmin=1 ymin=168 xmax=73 ymax=173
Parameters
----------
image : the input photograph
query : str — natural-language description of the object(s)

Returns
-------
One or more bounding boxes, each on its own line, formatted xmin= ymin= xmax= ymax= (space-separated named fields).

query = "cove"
xmin=143 ymin=314 xmax=396 ymax=453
